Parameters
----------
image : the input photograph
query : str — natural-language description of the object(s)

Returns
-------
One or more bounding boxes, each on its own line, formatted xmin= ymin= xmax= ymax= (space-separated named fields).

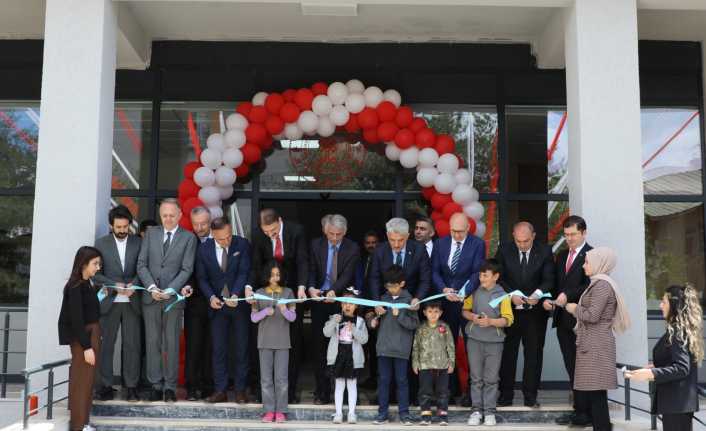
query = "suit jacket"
xmin=93 ymin=233 xmax=142 ymax=316
xmin=553 ymin=243 xmax=592 ymax=328
xmin=651 ymin=332 xmax=700 ymax=415
xmin=494 ymin=241 xmax=555 ymax=314
xmin=431 ymin=235 xmax=485 ymax=296
xmin=355 ymin=252 xmax=374 ymax=296
xmin=308 ymin=237 xmax=360 ymax=296
xmin=248 ymin=221 xmax=308 ymax=291
xmin=137 ymin=226 xmax=197 ymax=310
xmin=195 ymin=236 xmax=251 ymax=315
xmin=369 ymin=240 xmax=431 ymax=300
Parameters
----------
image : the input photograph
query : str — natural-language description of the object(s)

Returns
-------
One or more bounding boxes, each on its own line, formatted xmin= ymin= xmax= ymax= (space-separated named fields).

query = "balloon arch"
xmin=176 ymin=79 xmax=486 ymax=238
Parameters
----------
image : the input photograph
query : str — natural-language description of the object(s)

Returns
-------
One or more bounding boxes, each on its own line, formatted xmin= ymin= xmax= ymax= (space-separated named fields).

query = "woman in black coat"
xmin=58 ymin=246 xmax=103 ymax=431
xmin=626 ymin=284 xmax=703 ymax=431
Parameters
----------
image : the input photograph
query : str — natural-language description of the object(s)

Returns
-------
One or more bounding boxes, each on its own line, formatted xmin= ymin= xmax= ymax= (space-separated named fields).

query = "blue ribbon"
xmin=251 ymin=291 xmax=454 ymax=309
xmin=96 ymin=284 xmax=147 ymax=302
xmin=488 ymin=289 xmax=552 ymax=308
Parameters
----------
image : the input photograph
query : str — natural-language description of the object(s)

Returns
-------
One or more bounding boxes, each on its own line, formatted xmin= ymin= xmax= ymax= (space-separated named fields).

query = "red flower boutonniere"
xmin=438 ymin=326 xmax=446 ymax=334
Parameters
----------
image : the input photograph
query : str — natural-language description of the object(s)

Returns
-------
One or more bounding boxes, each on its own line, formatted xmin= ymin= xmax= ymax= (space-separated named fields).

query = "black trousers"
xmin=556 ymin=322 xmax=580 ymax=409
xmin=419 ymin=369 xmax=450 ymax=412
xmin=311 ymin=301 xmax=339 ymax=401
xmin=184 ymin=295 xmax=213 ymax=393
xmin=442 ymin=300 xmax=462 ymax=397
xmin=663 ymin=413 xmax=693 ymax=431
xmin=499 ymin=309 xmax=547 ymax=402
xmin=575 ymin=390 xmax=611 ymax=431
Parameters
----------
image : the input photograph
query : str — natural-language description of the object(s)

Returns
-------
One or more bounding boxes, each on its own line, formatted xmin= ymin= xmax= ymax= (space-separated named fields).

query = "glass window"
xmin=112 ymin=102 xmax=153 ymax=192
xmin=642 ymin=108 xmax=702 ymax=195
xmin=0 ymin=196 xmax=33 ymax=305
xmin=0 ymin=102 xmax=39 ymax=189
xmin=644 ymin=202 xmax=704 ymax=310
xmin=547 ymin=200 xmax=570 ymax=251
xmin=224 ymin=198 xmax=252 ymax=240
xmin=110 ymin=196 xmax=154 ymax=234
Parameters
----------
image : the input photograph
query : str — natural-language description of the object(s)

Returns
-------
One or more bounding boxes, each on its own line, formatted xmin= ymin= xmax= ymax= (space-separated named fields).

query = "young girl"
xmin=251 ymin=261 xmax=296 ymax=423
xmin=323 ymin=287 xmax=368 ymax=424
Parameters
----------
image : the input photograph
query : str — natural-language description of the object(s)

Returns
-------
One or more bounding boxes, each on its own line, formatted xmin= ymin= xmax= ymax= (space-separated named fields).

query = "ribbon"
xmin=96 ymin=284 xmax=147 ymax=302
xmin=250 ymin=291 xmax=454 ymax=309
xmin=488 ymin=289 xmax=552 ymax=308
xmin=162 ymin=287 xmax=186 ymax=312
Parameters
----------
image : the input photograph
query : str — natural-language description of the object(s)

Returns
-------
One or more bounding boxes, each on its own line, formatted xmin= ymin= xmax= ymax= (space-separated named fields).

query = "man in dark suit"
xmin=355 ymin=230 xmax=380 ymax=388
xmin=495 ymin=221 xmax=555 ymax=408
xmin=308 ymin=214 xmax=361 ymax=404
xmin=414 ymin=217 xmax=436 ymax=259
xmin=196 ymin=217 xmax=251 ymax=403
xmin=545 ymin=215 xmax=592 ymax=426
xmin=137 ymin=198 xmax=197 ymax=402
xmin=93 ymin=205 xmax=142 ymax=401
xmin=245 ymin=208 xmax=308 ymax=403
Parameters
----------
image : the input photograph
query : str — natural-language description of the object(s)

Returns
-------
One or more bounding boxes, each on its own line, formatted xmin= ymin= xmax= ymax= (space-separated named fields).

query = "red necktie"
xmin=565 ymin=249 xmax=576 ymax=274
xmin=274 ymin=235 xmax=284 ymax=262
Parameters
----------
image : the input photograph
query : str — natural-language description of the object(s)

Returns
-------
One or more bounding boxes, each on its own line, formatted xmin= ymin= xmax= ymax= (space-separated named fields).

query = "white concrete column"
xmin=26 ymin=0 xmax=116 ymax=369
xmin=564 ymin=0 xmax=648 ymax=369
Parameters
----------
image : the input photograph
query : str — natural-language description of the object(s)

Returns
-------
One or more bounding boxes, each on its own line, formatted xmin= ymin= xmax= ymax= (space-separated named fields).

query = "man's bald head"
xmin=512 ymin=221 xmax=535 ymax=252
xmin=449 ymin=212 xmax=469 ymax=242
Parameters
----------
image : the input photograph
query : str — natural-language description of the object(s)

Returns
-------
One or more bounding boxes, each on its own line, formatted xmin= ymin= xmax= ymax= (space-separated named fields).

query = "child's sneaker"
xmin=419 ymin=412 xmax=432 ymax=425
xmin=438 ymin=413 xmax=448 ymax=426
xmin=467 ymin=411 xmax=482 ymax=426
xmin=400 ymin=415 xmax=414 ymax=426
xmin=484 ymin=414 xmax=496 ymax=426
xmin=332 ymin=413 xmax=343 ymax=424
xmin=274 ymin=412 xmax=286 ymax=423
xmin=261 ymin=412 xmax=275 ymax=422
xmin=347 ymin=412 xmax=357 ymax=424
xmin=373 ymin=414 xmax=389 ymax=425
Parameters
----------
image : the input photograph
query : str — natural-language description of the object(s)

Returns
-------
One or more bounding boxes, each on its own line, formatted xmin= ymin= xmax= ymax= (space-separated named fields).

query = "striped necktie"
xmin=450 ymin=241 xmax=462 ymax=273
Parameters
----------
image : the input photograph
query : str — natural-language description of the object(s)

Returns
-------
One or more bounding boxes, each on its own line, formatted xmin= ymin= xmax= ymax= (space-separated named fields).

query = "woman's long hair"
xmin=665 ymin=284 xmax=704 ymax=364
xmin=63 ymin=246 xmax=102 ymax=293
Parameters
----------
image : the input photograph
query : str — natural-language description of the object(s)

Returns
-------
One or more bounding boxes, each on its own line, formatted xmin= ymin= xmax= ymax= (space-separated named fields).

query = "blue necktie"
xmin=395 ymin=252 xmax=402 ymax=266
xmin=450 ymin=241 xmax=462 ymax=273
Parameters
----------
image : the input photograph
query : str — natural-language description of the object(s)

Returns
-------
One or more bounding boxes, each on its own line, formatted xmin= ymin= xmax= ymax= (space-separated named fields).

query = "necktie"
xmin=450 ymin=242 xmax=462 ymax=273
xmin=220 ymin=246 xmax=230 ymax=297
xmin=520 ymin=251 xmax=528 ymax=280
xmin=331 ymin=246 xmax=339 ymax=283
xmin=163 ymin=231 xmax=172 ymax=255
xmin=395 ymin=252 xmax=402 ymax=266
xmin=364 ymin=256 xmax=371 ymax=278
xmin=565 ymin=249 xmax=576 ymax=274
xmin=274 ymin=235 xmax=284 ymax=262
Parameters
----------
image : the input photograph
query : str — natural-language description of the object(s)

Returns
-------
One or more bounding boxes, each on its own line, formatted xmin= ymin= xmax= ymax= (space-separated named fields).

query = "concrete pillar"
xmin=26 ymin=0 xmax=116 ymax=369
xmin=564 ymin=0 xmax=648 ymax=369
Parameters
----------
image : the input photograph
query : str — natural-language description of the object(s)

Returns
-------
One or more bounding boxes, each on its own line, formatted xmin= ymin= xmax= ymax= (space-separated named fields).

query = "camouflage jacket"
xmin=411 ymin=321 xmax=455 ymax=371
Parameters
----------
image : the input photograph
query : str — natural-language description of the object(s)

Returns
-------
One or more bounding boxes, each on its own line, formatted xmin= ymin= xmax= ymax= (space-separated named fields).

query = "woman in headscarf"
xmin=626 ymin=284 xmax=703 ymax=431
xmin=565 ymin=247 xmax=630 ymax=431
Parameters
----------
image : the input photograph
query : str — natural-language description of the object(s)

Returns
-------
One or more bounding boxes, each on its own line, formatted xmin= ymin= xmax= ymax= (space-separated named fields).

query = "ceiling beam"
xmin=116 ymin=2 xmax=150 ymax=70
xmin=533 ymin=7 xmax=565 ymax=69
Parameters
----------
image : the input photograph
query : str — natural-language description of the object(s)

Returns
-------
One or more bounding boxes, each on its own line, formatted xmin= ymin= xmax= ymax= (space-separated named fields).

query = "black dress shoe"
xmin=126 ymin=387 xmax=140 ymax=402
xmin=186 ymin=389 xmax=199 ymax=401
xmin=570 ymin=414 xmax=592 ymax=426
xmin=524 ymin=399 xmax=539 ymax=408
xmin=149 ymin=389 xmax=163 ymax=402
xmin=288 ymin=394 xmax=300 ymax=404
xmin=164 ymin=389 xmax=177 ymax=402
xmin=95 ymin=386 xmax=114 ymax=401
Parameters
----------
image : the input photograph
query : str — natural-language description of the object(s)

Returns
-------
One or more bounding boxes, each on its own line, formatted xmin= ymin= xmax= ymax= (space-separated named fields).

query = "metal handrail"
xmin=1 ymin=307 xmax=28 ymax=398
xmin=21 ymin=358 xmax=71 ymax=429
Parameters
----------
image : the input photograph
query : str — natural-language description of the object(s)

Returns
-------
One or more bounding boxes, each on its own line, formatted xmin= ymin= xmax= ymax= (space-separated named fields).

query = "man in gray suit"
xmin=138 ymin=198 xmax=197 ymax=402
xmin=93 ymin=205 xmax=142 ymax=402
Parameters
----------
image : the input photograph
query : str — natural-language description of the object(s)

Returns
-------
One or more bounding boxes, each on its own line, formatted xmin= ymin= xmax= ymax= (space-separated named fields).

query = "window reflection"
xmin=0 ymin=196 xmax=33 ymax=305
xmin=0 ymin=102 xmax=39 ymax=189
xmin=112 ymin=102 xmax=152 ymax=191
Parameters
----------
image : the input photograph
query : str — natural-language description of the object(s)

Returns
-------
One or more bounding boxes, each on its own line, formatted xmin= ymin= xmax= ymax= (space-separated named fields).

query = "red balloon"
xmin=422 ymin=186 xmax=435 ymax=200
xmin=177 ymin=179 xmax=200 ymax=200
xmin=394 ymin=128 xmax=415 ymax=149
xmin=236 ymin=102 xmax=253 ymax=116
xmin=282 ymin=89 xmax=296 ymax=102
xmin=362 ymin=128 xmax=379 ymax=144
xmin=442 ymin=202 xmax=464 ymax=220
xmin=261 ymin=135 xmax=274 ymax=151
xmin=179 ymin=216 xmax=193 ymax=232
xmin=435 ymin=134 xmax=455 ymax=155
xmin=264 ymin=93 xmax=285 ymax=115
xmin=183 ymin=197 xmax=204 ymax=217
xmin=358 ymin=107 xmax=379 ymax=129
xmin=245 ymin=123 xmax=267 ymax=144
xmin=415 ymin=128 xmax=436 ymax=148
xmin=395 ymin=106 xmax=414 ymax=128
xmin=241 ymin=143 xmax=262 ymax=164
xmin=435 ymin=220 xmax=450 ymax=237
xmin=344 ymin=113 xmax=360 ymax=133
xmin=265 ymin=115 xmax=285 ymax=135
xmin=235 ymin=163 xmax=250 ymax=178
xmin=409 ymin=117 xmax=428 ymax=133
xmin=376 ymin=101 xmax=397 ymax=122
xmin=183 ymin=161 xmax=200 ymax=179
xmin=294 ymin=88 xmax=314 ymax=110
xmin=377 ymin=122 xmax=399 ymax=142
xmin=248 ymin=106 xmax=268 ymax=124
xmin=430 ymin=210 xmax=443 ymax=222
xmin=431 ymin=193 xmax=453 ymax=210
xmin=311 ymin=82 xmax=328 ymax=96
xmin=467 ymin=217 xmax=477 ymax=235
xmin=279 ymin=102 xmax=301 ymax=123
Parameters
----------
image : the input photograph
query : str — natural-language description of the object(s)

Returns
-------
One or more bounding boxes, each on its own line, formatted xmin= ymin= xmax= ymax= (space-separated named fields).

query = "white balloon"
xmin=200 ymin=148 xmax=223 ymax=169
xmin=418 ymin=148 xmax=440 ymax=168
xmin=225 ymin=113 xmax=248 ymax=130
xmin=437 ymin=153 xmax=460 ymax=174
xmin=434 ymin=173 xmax=456 ymax=194
xmin=252 ymin=92 xmax=268 ymax=106
xmin=344 ymin=93 xmax=366 ymax=114
xmin=312 ymin=95 xmax=333 ymax=116
xmin=218 ymin=185 xmax=234 ymax=200
xmin=206 ymin=133 xmax=225 ymax=153
xmin=416 ymin=167 xmax=438 ymax=188
xmin=383 ymin=89 xmax=402 ymax=107
xmin=346 ymin=79 xmax=365 ymax=94
xmin=329 ymin=105 xmax=350 ymax=126
xmin=474 ymin=221 xmax=486 ymax=238
xmin=399 ymin=147 xmax=420 ymax=169
xmin=208 ymin=206 xmax=224 ymax=219
xmin=454 ymin=168 xmax=472 ymax=185
xmin=284 ymin=123 xmax=304 ymax=140
xmin=452 ymin=184 xmax=475 ymax=206
xmin=224 ymin=129 xmax=246 ymax=149
xmin=317 ymin=116 xmax=336 ymax=138
xmin=222 ymin=148 xmax=244 ymax=169
xmin=198 ymin=186 xmax=221 ymax=206
xmin=385 ymin=144 xmax=402 ymax=161
xmin=215 ymin=166 xmax=237 ymax=186
xmin=327 ymin=82 xmax=348 ymax=105
xmin=468 ymin=186 xmax=480 ymax=203
xmin=297 ymin=111 xmax=319 ymax=135
xmin=193 ymin=166 xmax=216 ymax=188
xmin=363 ymin=86 xmax=384 ymax=108
xmin=464 ymin=201 xmax=485 ymax=220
